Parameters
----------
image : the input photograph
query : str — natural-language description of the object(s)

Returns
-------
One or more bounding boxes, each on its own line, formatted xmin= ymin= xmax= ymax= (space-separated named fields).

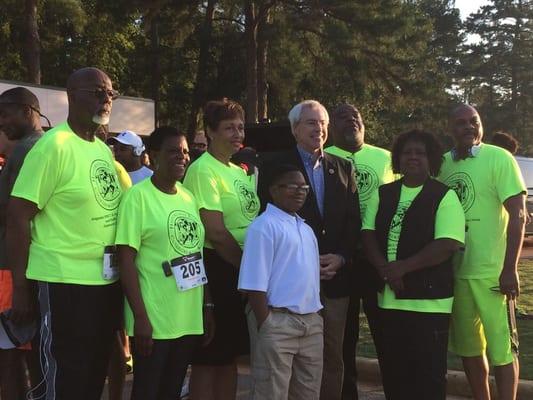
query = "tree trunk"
xmin=511 ymin=2 xmax=521 ymax=116
xmin=151 ymin=16 xmax=160 ymax=126
xmin=187 ymin=0 xmax=216 ymax=137
xmin=245 ymin=1 xmax=258 ymax=123
xmin=257 ymin=8 xmax=271 ymax=122
xmin=23 ymin=0 xmax=40 ymax=84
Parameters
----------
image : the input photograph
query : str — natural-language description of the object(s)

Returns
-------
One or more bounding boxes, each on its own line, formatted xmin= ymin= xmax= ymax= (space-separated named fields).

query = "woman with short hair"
xmin=184 ymin=99 xmax=260 ymax=400
xmin=115 ymin=127 xmax=213 ymax=400
xmin=362 ymin=130 xmax=465 ymax=400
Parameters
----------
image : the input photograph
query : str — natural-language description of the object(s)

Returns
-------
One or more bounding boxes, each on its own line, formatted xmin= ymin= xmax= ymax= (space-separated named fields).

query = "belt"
xmin=270 ymin=307 xmax=317 ymax=316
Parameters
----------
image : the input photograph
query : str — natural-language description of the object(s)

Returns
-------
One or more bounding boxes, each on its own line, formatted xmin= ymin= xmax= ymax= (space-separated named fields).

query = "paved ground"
xmin=102 ymin=363 xmax=470 ymax=399
xmin=102 ymin=369 xmax=388 ymax=399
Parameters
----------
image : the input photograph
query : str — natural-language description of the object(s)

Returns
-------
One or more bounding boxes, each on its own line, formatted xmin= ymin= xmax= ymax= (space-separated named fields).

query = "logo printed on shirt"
xmin=90 ymin=159 xmax=122 ymax=210
xmin=168 ymin=210 xmax=201 ymax=253
xmin=388 ymin=200 xmax=412 ymax=257
xmin=445 ymin=172 xmax=475 ymax=212
xmin=354 ymin=164 xmax=379 ymax=201
xmin=233 ymin=179 xmax=259 ymax=221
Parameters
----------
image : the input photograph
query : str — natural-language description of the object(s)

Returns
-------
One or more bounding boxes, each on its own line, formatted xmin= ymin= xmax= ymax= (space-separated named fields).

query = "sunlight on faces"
xmin=92 ymin=113 xmax=110 ymax=126
xmin=209 ymin=117 xmax=245 ymax=157
xmin=270 ymin=170 xmax=308 ymax=214
xmin=399 ymin=140 xmax=430 ymax=179
xmin=69 ymin=69 xmax=114 ymax=128
xmin=154 ymin=135 xmax=190 ymax=182
xmin=450 ymin=106 xmax=484 ymax=149
xmin=293 ymin=105 xmax=329 ymax=153
xmin=332 ymin=104 xmax=364 ymax=147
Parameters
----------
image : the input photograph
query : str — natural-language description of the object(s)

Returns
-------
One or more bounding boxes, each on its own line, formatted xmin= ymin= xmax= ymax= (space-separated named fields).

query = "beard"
xmin=92 ymin=113 xmax=110 ymax=126
xmin=344 ymin=130 xmax=363 ymax=147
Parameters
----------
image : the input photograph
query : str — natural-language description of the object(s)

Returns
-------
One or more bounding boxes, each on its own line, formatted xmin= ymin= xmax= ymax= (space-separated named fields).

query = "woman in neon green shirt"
xmin=184 ymin=99 xmax=260 ymax=400
xmin=116 ymin=127 xmax=214 ymax=400
xmin=362 ymin=130 xmax=465 ymax=400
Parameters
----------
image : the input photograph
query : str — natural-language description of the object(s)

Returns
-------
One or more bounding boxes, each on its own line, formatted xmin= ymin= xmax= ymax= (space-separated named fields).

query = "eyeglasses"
xmin=75 ymin=88 xmax=120 ymax=101
xmin=277 ymin=184 xmax=310 ymax=193
xmin=192 ymin=142 xmax=207 ymax=149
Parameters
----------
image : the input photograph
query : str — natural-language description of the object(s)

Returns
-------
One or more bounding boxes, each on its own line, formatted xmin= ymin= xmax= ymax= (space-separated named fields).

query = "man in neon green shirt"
xmin=325 ymin=103 xmax=394 ymax=400
xmin=439 ymin=104 xmax=526 ymax=400
xmin=7 ymin=67 xmax=123 ymax=399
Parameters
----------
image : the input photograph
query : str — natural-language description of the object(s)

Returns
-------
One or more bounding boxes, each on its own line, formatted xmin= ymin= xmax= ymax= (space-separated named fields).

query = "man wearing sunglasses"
xmin=107 ymin=130 xmax=153 ymax=185
xmin=189 ymin=130 xmax=209 ymax=163
xmin=8 ymin=68 xmax=124 ymax=399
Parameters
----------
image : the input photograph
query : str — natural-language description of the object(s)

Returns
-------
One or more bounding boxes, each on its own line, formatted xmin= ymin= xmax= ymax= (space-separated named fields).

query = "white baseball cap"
xmin=107 ymin=130 xmax=145 ymax=155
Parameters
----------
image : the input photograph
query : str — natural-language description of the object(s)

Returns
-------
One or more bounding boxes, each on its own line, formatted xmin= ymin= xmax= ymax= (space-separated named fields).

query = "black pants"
xmin=130 ymin=335 xmax=199 ymax=400
xmin=380 ymin=308 xmax=450 ymax=400
xmin=35 ymin=281 xmax=122 ymax=400
xmin=342 ymin=258 xmax=383 ymax=400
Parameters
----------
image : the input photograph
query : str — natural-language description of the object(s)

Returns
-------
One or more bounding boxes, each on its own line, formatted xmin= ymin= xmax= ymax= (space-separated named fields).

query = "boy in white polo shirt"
xmin=238 ymin=163 xmax=323 ymax=400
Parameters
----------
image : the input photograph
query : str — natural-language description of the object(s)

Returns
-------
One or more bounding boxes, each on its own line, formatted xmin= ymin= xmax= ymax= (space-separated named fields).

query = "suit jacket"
xmin=258 ymin=148 xmax=361 ymax=298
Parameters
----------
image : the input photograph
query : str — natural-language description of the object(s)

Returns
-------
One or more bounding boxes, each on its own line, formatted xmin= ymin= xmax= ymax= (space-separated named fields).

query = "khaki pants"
xmin=248 ymin=308 xmax=324 ymax=400
xmin=320 ymin=295 xmax=350 ymax=400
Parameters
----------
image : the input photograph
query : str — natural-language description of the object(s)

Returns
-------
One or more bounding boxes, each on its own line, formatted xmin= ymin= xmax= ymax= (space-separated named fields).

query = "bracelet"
xmin=203 ymin=303 xmax=215 ymax=309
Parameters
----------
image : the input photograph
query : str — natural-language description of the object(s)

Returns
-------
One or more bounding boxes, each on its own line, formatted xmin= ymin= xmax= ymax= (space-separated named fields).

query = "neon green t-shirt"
xmin=115 ymin=179 xmax=205 ymax=339
xmin=12 ymin=122 xmax=123 ymax=285
xmin=439 ymin=144 xmax=526 ymax=279
xmin=183 ymin=152 xmax=260 ymax=248
xmin=363 ymin=183 xmax=465 ymax=313
xmin=325 ymin=144 xmax=395 ymax=217
xmin=115 ymin=161 xmax=132 ymax=190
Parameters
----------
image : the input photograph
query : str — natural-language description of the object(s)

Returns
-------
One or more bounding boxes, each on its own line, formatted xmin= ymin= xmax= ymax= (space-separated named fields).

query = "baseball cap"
xmin=0 ymin=310 xmax=37 ymax=349
xmin=107 ymin=130 xmax=145 ymax=155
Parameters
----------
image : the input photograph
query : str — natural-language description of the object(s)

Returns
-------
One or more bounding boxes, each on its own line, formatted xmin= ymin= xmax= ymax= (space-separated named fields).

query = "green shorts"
xmin=449 ymin=277 xmax=518 ymax=366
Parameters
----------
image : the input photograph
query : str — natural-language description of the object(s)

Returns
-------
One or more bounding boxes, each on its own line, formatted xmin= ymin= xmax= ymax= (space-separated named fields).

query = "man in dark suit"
xmin=258 ymin=100 xmax=360 ymax=400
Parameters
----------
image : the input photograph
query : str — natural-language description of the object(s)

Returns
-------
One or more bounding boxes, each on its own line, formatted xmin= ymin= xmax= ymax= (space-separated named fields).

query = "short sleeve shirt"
xmin=114 ymin=161 xmax=132 ymax=190
xmin=238 ymin=204 xmax=322 ymax=314
xmin=325 ymin=144 xmax=395 ymax=217
xmin=0 ymin=131 xmax=42 ymax=268
xmin=438 ymin=143 xmax=526 ymax=279
xmin=363 ymin=184 xmax=465 ymax=313
xmin=128 ymin=165 xmax=153 ymax=185
xmin=115 ymin=179 xmax=204 ymax=339
xmin=183 ymin=152 xmax=260 ymax=248
xmin=11 ymin=122 xmax=123 ymax=285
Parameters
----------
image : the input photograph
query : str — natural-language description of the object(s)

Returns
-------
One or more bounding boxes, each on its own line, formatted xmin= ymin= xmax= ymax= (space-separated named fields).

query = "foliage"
xmin=0 ymin=0 xmax=531 ymax=153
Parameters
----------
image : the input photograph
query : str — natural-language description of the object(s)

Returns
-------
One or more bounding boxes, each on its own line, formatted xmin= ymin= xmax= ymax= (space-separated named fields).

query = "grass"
xmin=357 ymin=259 xmax=533 ymax=380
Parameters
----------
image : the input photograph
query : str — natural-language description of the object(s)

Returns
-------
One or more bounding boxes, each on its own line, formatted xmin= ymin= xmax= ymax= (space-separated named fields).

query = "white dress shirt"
xmin=238 ymin=203 xmax=322 ymax=314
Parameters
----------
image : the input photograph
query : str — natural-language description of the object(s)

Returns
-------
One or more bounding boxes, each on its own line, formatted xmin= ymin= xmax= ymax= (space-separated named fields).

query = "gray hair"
xmin=288 ymin=100 xmax=329 ymax=133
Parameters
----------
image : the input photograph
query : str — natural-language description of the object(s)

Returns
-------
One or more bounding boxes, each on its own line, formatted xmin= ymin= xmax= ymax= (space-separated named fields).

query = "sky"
xmin=455 ymin=0 xmax=491 ymax=20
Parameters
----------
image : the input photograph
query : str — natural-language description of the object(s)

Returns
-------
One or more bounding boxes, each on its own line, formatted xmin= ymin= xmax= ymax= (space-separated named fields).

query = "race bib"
xmin=103 ymin=245 xmax=119 ymax=280
xmin=163 ymin=252 xmax=207 ymax=291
